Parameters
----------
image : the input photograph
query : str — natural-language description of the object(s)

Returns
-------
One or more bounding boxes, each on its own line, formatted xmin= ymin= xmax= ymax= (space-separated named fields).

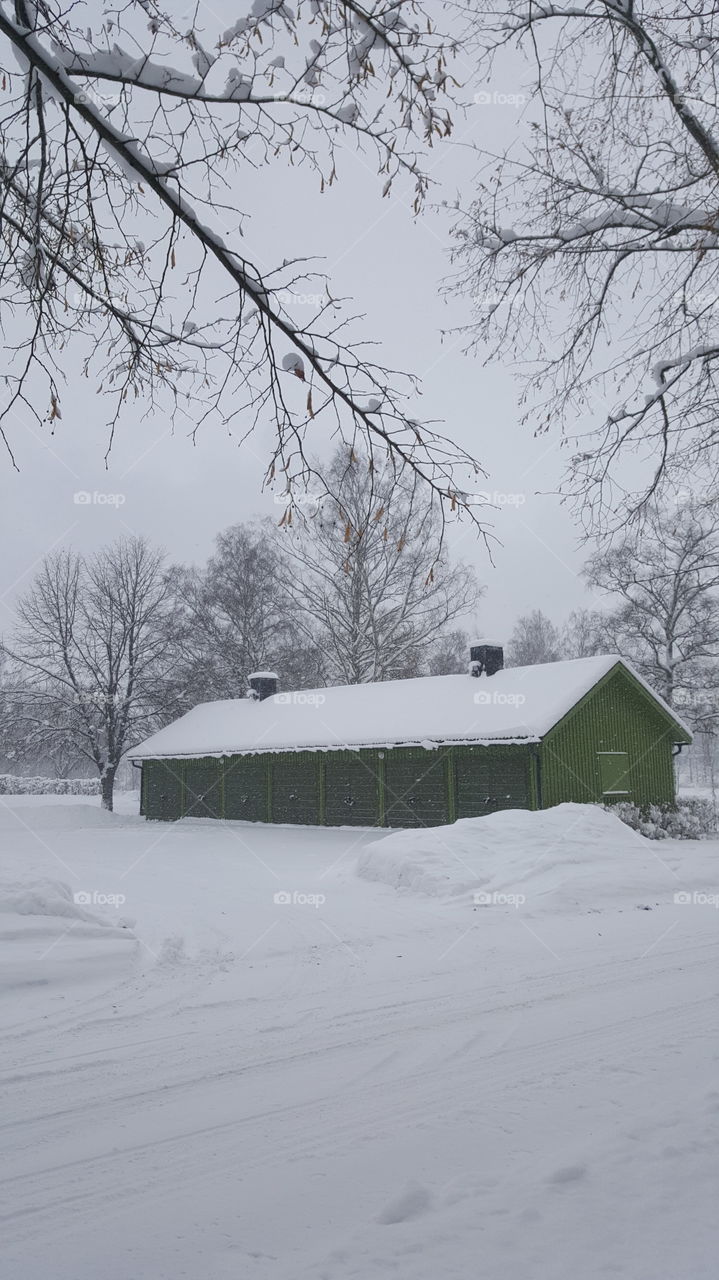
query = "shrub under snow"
xmin=0 ymin=775 xmax=99 ymax=796
xmin=605 ymin=798 xmax=716 ymax=840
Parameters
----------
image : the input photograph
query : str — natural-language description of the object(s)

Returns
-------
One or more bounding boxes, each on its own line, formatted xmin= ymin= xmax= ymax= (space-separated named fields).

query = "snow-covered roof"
xmin=128 ymin=655 xmax=691 ymax=760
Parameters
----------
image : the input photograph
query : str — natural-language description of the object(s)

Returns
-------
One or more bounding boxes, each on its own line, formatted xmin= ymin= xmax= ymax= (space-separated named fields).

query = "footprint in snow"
xmin=377 ymin=1180 xmax=433 ymax=1225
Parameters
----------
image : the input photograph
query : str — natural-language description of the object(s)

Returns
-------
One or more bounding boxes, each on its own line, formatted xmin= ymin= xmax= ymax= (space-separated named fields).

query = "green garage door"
xmin=270 ymin=753 xmax=320 ymax=825
xmin=384 ymin=748 xmax=449 ymax=828
xmin=184 ymin=757 xmax=222 ymax=818
xmin=455 ymin=749 xmax=529 ymax=819
xmin=144 ymin=759 xmax=183 ymax=820
xmin=324 ymin=751 xmax=380 ymax=826
xmin=223 ymin=754 xmax=268 ymax=822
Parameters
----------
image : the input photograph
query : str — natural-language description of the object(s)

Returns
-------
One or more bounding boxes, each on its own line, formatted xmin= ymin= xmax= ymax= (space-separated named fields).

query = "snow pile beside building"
xmin=0 ymin=796 xmax=142 ymax=826
xmin=357 ymin=803 xmax=683 ymax=911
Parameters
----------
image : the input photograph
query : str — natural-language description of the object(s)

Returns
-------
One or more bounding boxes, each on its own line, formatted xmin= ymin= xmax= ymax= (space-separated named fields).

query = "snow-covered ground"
xmin=2 ymin=795 xmax=718 ymax=1279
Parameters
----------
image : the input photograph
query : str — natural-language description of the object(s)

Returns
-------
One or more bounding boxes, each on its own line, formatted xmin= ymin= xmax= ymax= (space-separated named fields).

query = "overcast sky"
xmin=0 ymin=28 xmax=599 ymax=652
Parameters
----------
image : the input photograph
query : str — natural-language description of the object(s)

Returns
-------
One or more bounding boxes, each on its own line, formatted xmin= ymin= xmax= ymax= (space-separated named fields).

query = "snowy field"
xmin=2 ymin=795 xmax=719 ymax=1279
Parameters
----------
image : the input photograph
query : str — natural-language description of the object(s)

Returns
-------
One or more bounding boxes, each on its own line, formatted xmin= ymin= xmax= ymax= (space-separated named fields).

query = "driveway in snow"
xmin=1 ymin=796 xmax=718 ymax=1279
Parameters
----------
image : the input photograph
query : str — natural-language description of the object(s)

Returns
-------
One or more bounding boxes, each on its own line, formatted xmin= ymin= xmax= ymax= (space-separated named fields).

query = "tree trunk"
xmin=100 ymin=768 xmax=116 ymax=812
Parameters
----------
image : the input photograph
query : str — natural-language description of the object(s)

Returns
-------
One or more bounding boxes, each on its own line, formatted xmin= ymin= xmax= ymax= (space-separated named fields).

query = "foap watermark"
xmin=276 ymin=290 xmax=328 ymax=308
xmin=274 ymin=890 xmax=326 ymax=908
xmin=673 ymin=290 xmax=719 ymax=310
xmin=73 ymin=87 xmax=122 ymax=109
xmin=472 ymin=292 xmax=510 ymax=312
xmin=274 ymin=691 xmax=326 ymax=707
xmin=264 ymin=87 xmax=326 ymax=107
xmin=474 ymin=690 xmax=526 ymax=707
xmin=474 ymin=890 xmax=526 ymax=908
xmin=674 ymin=890 xmax=719 ymax=909
xmin=273 ymin=491 xmax=323 ymax=513
xmin=74 ymin=890 xmax=126 ymax=908
xmin=473 ymin=489 xmax=526 ymax=507
xmin=474 ymin=89 xmax=526 ymax=107
xmin=74 ymin=490 xmax=126 ymax=507
xmin=669 ymin=486 xmax=715 ymax=509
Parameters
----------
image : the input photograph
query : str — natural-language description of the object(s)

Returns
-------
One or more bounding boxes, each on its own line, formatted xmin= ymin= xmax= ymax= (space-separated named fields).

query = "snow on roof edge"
xmin=130 ymin=733 xmax=541 ymax=761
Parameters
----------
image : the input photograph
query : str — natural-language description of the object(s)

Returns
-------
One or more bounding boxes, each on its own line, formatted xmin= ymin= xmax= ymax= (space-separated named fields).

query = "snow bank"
xmin=357 ymin=803 xmax=677 ymax=912
xmin=0 ymin=878 xmax=128 ymax=928
xmin=0 ymin=798 xmax=142 ymax=827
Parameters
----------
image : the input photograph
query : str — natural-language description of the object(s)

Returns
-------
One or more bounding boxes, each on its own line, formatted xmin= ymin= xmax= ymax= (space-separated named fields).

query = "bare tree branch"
xmin=0 ymin=0 xmax=485 ymax=529
xmin=450 ymin=0 xmax=719 ymax=530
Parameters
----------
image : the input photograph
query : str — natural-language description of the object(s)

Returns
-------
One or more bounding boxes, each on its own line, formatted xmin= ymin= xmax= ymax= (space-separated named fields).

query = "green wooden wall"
xmin=539 ymin=666 xmax=686 ymax=808
xmin=141 ymin=743 xmax=535 ymax=826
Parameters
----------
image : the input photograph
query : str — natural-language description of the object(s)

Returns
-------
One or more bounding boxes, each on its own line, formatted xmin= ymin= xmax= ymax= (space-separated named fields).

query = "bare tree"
xmin=0 ymin=659 xmax=30 ymax=772
xmin=506 ymin=609 xmax=562 ymax=666
xmin=560 ymin=608 xmax=608 ymax=659
xmin=585 ymin=501 xmax=719 ymax=708
xmin=0 ymin=1 xmax=486 ymax=525
xmin=2 ymin=536 xmax=176 ymax=809
xmin=452 ymin=0 xmax=719 ymax=527
xmin=169 ymin=523 xmax=322 ymax=705
xmin=426 ymin=626 xmax=471 ymax=674
xmin=273 ymin=449 xmax=482 ymax=683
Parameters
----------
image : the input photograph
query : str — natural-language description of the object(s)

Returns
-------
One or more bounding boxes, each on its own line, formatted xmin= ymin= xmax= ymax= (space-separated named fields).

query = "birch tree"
xmin=169 ymin=524 xmax=322 ymax=705
xmin=274 ymin=449 xmax=481 ymax=683
xmin=584 ymin=501 xmax=719 ymax=709
xmin=2 ymin=536 xmax=176 ymax=808
xmin=0 ymin=0 xmax=483 ymax=522
xmin=506 ymin=608 xmax=562 ymax=666
xmin=453 ymin=0 xmax=719 ymax=527
xmin=560 ymin=608 xmax=607 ymax=659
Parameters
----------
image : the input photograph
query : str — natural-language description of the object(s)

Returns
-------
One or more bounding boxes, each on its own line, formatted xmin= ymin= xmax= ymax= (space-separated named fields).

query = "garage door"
xmin=384 ymin=749 xmax=449 ymax=828
xmin=324 ymin=752 xmax=380 ymax=826
xmin=144 ymin=759 xmax=183 ymax=820
xmin=455 ymin=749 xmax=529 ymax=819
xmin=223 ymin=755 xmax=267 ymax=822
xmin=184 ymin=758 xmax=222 ymax=818
xmin=270 ymin=753 xmax=320 ymax=825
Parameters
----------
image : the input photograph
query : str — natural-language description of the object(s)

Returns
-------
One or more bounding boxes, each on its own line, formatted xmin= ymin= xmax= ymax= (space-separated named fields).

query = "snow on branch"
xmin=450 ymin=0 xmax=719 ymax=531
xmin=0 ymin=1 xmax=481 ymax=534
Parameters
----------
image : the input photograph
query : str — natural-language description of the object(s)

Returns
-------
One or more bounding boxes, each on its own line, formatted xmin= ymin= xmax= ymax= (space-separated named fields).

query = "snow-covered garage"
xmin=129 ymin=646 xmax=691 ymax=827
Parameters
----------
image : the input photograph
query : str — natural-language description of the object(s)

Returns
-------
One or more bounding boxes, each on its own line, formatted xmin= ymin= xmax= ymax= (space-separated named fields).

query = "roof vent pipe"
xmin=469 ymin=643 xmax=504 ymax=678
xmin=247 ymin=671 xmax=279 ymax=701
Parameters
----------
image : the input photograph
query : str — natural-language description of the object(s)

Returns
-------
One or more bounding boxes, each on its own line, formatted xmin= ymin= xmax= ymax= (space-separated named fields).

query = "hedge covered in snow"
xmin=606 ymin=798 xmax=716 ymax=840
xmin=0 ymin=776 xmax=99 ymax=796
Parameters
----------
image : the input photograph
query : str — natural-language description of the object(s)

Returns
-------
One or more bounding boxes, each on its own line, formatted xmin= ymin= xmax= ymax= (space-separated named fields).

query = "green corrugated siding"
xmin=144 ymin=759 xmax=183 ymax=820
xmin=541 ymin=667 xmax=678 ymax=807
xmin=324 ymin=750 xmax=381 ymax=826
xmin=270 ymin=752 xmax=320 ymax=825
xmin=453 ymin=745 xmax=532 ymax=818
xmin=384 ymin=747 xmax=449 ymax=827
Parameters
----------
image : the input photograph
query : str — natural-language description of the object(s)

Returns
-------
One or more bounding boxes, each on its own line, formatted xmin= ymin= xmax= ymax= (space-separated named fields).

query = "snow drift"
xmin=357 ymin=803 xmax=678 ymax=911
xmin=0 ymin=878 xmax=123 ymax=925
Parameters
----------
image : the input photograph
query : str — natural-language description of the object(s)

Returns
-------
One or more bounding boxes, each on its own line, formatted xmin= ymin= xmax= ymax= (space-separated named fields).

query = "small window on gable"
xmin=598 ymin=751 xmax=631 ymax=796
